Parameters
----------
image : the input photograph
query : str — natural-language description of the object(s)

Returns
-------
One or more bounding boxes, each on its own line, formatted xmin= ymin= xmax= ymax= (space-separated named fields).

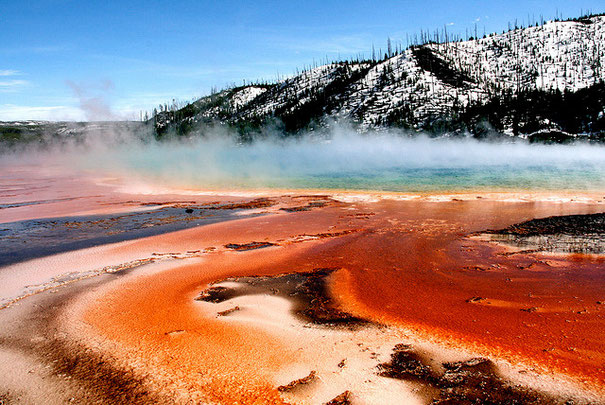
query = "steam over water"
xmin=6 ymin=128 xmax=605 ymax=192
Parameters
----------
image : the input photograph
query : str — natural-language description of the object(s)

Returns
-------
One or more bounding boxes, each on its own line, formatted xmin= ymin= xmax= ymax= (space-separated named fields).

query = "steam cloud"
xmin=66 ymin=80 xmax=119 ymax=121
xmin=2 ymin=123 xmax=605 ymax=192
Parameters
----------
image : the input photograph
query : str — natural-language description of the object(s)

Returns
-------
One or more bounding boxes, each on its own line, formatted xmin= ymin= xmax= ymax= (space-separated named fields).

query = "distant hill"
xmin=154 ymin=13 xmax=605 ymax=142
xmin=0 ymin=121 xmax=151 ymax=148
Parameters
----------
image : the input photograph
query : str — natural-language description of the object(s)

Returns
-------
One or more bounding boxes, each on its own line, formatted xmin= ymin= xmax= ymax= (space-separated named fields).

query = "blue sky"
xmin=1 ymin=0 xmax=603 ymax=121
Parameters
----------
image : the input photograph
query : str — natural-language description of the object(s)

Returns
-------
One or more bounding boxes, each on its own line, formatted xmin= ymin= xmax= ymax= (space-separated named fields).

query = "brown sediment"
xmin=280 ymin=206 xmax=312 ymax=212
xmin=217 ymin=306 xmax=240 ymax=316
xmin=139 ymin=200 xmax=197 ymax=206
xmin=197 ymin=268 xmax=367 ymax=326
xmin=0 ymin=275 xmax=174 ymax=404
xmin=277 ymin=371 xmax=317 ymax=392
xmin=279 ymin=200 xmax=329 ymax=212
xmin=0 ymin=392 xmax=12 ymax=405
xmin=287 ymin=230 xmax=360 ymax=244
xmin=308 ymin=230 xmax=359 ymax=239
xmin=197 ymin=286 xmax=238 ymax=303
xmin=291 ymin=194 xmax=331 ymax=199
xmin=497 ymin=248 xmax=545 ymax=256
xmin=378 ymin=344 xmax=562 ymax=404
xmin=465 ymin=296 xmax=487 ymax=303
xmin=345 ymin=212 xmax=375 ymax=218
xmin=224 ymin=241 xmax=278 ymax=251
xmin=324 ymin=390 xmax=352 ymax=404
xmin=204 ymin=197 xmax=276 ymax=210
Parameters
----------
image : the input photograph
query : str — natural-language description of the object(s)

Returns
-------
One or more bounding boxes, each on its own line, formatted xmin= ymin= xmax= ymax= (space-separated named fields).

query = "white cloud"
xmin=0 ymin=79 xmax=29 ymax=92
xmin=0 ymin=104 xmax=84 ymax=121
xmin=0 ymin=70 xmax=21 ymax=76
xmin=447 ymin=22 xmax=455 ymax=26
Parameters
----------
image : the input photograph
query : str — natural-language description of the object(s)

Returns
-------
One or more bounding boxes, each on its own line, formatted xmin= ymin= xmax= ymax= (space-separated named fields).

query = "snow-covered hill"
xmin=155 ymin=14 xmax=605 ymax=138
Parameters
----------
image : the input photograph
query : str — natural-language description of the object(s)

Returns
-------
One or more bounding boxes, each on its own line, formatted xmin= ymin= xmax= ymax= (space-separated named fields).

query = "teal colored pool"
xmin=83 ymin=135 xmax=605 ymax=192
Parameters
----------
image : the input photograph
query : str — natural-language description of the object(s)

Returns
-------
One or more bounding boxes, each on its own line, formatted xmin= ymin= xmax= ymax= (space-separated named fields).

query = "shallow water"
xmin=242 ymin=165 xmax=605 ymax=192
xmin=91 ymin=135 xmax=605 ymax=192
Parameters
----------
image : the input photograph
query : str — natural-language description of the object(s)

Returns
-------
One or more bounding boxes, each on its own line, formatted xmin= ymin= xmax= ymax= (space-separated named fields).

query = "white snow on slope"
xmin=173 ymin=16 xmax=605 ymax=131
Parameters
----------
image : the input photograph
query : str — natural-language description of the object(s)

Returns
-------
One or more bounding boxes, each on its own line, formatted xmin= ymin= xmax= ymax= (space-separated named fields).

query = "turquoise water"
xmin=139 ymin=166 xmax=604 ymax=192
xmin=84 ymin=135 xmax=605 ymax=192
xmin=260 ymin=166 xmax=605 ymax=192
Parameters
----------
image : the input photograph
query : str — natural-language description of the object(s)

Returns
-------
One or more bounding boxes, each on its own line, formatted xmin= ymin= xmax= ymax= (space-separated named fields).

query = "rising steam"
xmin=3 ymin=123 xmax=605 ymax=192
xmin=65 ymin=80 xmax=119 ymax=121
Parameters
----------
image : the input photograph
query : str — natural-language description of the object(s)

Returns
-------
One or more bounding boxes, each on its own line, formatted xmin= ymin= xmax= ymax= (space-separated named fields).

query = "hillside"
xmin=0 ymin=121 xmax=151 ymax=148
xmin=154 ymin=13 xmax=605 ymax=141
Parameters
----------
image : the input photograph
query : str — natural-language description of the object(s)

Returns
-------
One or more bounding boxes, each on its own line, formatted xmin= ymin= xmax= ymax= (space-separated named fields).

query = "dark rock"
xmin=324 ymin=390 xmax=352 ymax=404
xmin=217 ymin=306 xmax=240 ymax=316
xmin=486 ymin=212 xmax=605 ymax=237
xmin=481 ymin=212 xmax=605 ymax=254
xmin=378 ymin=344 xmax=566 ymax=404
xmin=277 ymin=371 xmax=316 ymax=392
xmin=280 ymin=206 xmax=311 ymax=212
xmin=207 ymin=198 xmax=275 ymax=210
xmin=378 ymin=344 xmax=435 ymax=381
xmin=224 ymin=241 xmax=277 ymax=251
xmin=196 ymin=286 xmax=237 ymax=303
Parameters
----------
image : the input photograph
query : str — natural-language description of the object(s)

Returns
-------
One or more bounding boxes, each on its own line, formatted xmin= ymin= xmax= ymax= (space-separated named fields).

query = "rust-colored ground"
xmin=3 ymin=165 xmax=605 ymax=401
xmin=327 ymin=200 xmax=605 ymax=387
xmin=82 ymin=210 xmax=353 ymax=404
xmin=80 ymin=197 xmax=605 ymax=401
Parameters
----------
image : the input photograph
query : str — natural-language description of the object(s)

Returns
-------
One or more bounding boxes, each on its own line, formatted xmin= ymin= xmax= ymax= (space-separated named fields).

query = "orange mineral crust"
xmin=326 ymin=200 xmax=605 ymax=387
xmin=81 ymin=207 xmax=358 ymax=403
xmin=83 ymin=259 xmax=291 ymax=404
xmin=78 ymin=196 xmax=605 ymax=401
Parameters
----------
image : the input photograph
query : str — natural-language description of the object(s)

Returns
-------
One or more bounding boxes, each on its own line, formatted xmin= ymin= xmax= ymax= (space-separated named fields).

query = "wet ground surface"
xmin=1 ymin=167 xmax=604 ymax=403
xmin=483 ymin=212 xmax=605 ymax=253
xmin=198 ymin=268 xmax=573 ymax=404
xmin=0 ymin=203 xmax=266 ymax=267
xmin=0 ymin=197 xmax=83 ymax=209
